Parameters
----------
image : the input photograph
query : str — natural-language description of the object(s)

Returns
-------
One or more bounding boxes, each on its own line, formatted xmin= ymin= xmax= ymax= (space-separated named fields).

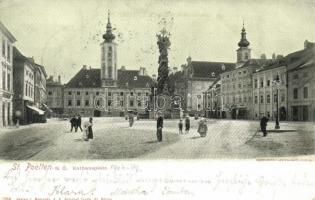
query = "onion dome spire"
xmin=238 ymin=21 xmax=250 ymax=48
xmin=103 ymin=10 xmax=115 ymax=42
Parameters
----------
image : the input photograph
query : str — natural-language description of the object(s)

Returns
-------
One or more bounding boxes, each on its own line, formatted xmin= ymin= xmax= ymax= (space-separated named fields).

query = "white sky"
xmin=1 ymin=0 xmax=315 ymax=83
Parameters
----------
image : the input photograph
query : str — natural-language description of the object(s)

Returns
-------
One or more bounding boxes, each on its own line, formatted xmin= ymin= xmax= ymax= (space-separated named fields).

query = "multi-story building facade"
xmin=204 ymin=78 xmax=223 ymax=118
xmin=63 ymin=13 xmax=154 ymax=118
xmin=287 ymin=40 xmax=315 ymax=121
xmin=220 ymin=25 xmax=273 ymax=119
xmin=0 ymin=22 xmax=16 ymax=127
xmin=174 ymin=57 xmax=234 ymax=115
xmin=252 ymin=62 xmax=287 ymax=120
xmin=46 ymin=75 xmax=64 ymax=116
xmin=13 ymin=47 xmax=45 ymax=124
xmin=34 ymin=63 xmax=47 ymax=108
xmin=64 ymin=66 xmax=152 ymax=117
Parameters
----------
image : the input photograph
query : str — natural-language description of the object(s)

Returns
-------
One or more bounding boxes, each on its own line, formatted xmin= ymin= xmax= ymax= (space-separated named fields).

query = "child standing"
xmin=178 ymin=119 xmax=183 ymax=134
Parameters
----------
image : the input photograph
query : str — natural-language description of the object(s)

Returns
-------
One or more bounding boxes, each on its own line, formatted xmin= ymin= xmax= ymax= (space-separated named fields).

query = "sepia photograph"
xmin=0 ymin=0 xmax=315 ymax=199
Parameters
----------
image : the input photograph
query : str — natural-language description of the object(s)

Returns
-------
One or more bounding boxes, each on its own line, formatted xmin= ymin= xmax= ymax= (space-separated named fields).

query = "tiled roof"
xmin=286 ymin=44 xmax=315 ymax=72
xmin=254 ymin=42 xmax=315 ymax=73
xmin=239 ymin=59 xmax=274 ymax=69
xmin=117 ymin=69 xmax=154 ymax=89
xmin=13 ymin=47 xmax=27 ymax=61
xmin=65 ymin=68 xmax=154 ymax=89
xmin=66 ymin=68 xmax=101 ymax=88
xmin=191 ymin=61 xmax=235 ymax=78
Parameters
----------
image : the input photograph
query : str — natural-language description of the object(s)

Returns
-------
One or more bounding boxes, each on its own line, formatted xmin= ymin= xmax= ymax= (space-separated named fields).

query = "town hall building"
xmin=62 ymin=13 xmax=154 ymax=117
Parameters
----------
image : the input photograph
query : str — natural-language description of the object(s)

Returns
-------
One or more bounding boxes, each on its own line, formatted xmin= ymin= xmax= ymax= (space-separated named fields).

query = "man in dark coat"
xmin=185 ymin=116 xmax=190 ymax=134
xmin=260 ymin=116 xmax=269 ymax=137
xmin=70 ymin=116 xmax=76 ymax=132
xmin=156 ymin=112 xmax=163 ymax=142
xmin=77 ymin=115 xmax=83 ymax=132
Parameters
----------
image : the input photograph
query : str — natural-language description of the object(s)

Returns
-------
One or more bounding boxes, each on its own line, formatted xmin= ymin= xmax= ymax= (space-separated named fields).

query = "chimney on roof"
xmin=173 ymin=67 xmax=178 ymax=73
xmin=272 ymin=53 xmax=276 ymax=60
xmin=48 ymin=75 xmax=53 ymax=82
xmin=260 ymin=54 xmax=267 ymax=59
xmin=139 ymin=67 xmax=147 ymax=76
xmin=304 ymin=40 xmax=309 ymax=49
xmin=58 ymin=75 xmax=61 ymax=83
xmin=152 ymin=74 xmax=157 ymax=80
xmin=82 ymin=65 xmax=87 ymax=70
xmin=121 ymin=66 xmax=126 ymax=70
xmin=221 ymin=64 xmax=226 ymax=71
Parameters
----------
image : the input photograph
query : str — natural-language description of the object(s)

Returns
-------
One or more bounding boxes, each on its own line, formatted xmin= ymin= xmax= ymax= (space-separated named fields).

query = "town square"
xmin=1 ymin=1 xmax=315 ymax=199
xmin=0 ymin=0 xmax=314 ymax=161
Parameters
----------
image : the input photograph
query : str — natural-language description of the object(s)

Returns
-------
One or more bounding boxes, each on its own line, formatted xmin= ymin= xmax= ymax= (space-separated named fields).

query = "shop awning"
xmin=26 ymin=105 xmax=45 ymax=115
xmin=42 ymin=103 xmax=53 ymax=113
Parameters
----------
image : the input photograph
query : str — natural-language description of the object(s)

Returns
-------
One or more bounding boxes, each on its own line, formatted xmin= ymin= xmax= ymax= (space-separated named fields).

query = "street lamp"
xmin=273 ymin=74 xmax=280 ymax=129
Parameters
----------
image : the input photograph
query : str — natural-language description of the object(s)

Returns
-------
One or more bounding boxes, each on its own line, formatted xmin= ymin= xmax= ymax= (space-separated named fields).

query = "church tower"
xmin=236 ymin=22 xmax=251 ymax=66
xmin=101 ymin=10 xmax=117 ymax=87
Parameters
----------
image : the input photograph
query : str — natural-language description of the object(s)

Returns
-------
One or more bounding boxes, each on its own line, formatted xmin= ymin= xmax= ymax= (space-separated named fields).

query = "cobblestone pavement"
xmin=0 ymin=117 xmax=314 ymax=160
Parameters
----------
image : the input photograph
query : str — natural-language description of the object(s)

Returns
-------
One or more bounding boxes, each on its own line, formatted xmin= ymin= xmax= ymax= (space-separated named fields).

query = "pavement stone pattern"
xmin=0 ymin=117 xmax=314 ymax=160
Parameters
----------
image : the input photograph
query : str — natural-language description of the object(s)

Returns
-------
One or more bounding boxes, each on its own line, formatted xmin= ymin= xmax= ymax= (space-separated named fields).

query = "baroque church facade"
xmin=61 ymin=13 xmax=154 ymax=117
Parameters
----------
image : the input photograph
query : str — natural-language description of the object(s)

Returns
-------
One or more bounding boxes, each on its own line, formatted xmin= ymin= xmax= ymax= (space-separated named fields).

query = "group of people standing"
xmin=156 ymin=112 xmax=209 ymax=142
xmin=178 ymin=117 xmax=191 ymax=134
xmin=69 ymin=115 xmax=93 ymax=141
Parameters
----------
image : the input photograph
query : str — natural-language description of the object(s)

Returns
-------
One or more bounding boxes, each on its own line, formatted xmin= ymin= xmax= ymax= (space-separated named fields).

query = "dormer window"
xmin=134 ymin=76 xmax=137 ymax=80
xmin=146 ymin=82 xmax=150 ymax=87
xmin=211 ymin=72 xmax=215 ymax=77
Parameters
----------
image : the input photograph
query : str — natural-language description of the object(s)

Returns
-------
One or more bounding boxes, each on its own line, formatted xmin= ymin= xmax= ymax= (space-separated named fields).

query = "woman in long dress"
xmin=87 ymin=117 xmax=93 ymax=139
xmin=197 ymin=118 xmax=208 ymax=137
xmin=82 ymin=117 xmax=93 ymax=141
xmin=82 ymin=120 xmax=90 ymax=141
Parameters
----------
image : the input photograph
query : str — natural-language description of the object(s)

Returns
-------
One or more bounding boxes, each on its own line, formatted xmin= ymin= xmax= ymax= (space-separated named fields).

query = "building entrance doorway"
xmin=93 ymin=110 xmax=101 ymax=117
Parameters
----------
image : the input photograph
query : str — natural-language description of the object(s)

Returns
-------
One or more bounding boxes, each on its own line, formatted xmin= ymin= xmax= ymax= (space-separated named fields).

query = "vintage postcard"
xmin=0 ymin=0 xmax=315 ymax=199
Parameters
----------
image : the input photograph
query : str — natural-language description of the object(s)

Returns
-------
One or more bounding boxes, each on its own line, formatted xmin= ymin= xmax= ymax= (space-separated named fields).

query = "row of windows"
xmin=222 ymin=70 xmax=247 ymax=79
xmin=25 ymin=69 xmax=34 ymax=80
xmin=25 ymin=82 xmax=34 ymax=98
xmin=67 ymin=99 xmax=147 ymax=107
xmin=254 ymin=94 xmax=285 ymax=104
xmin=66 ymin=91 xmax=150 ymax=96
xmin=222 ymin=82 xmax=251 ymax=91
xmin=2 ymin=38 xmax=11 ymax=62
xmin=223 ymin=95 xmax=252 ymax=104
xmin=253 ymin=74 xmax=286 ymax=89
xmin=293 ymin=87 xmax=308 ymax=99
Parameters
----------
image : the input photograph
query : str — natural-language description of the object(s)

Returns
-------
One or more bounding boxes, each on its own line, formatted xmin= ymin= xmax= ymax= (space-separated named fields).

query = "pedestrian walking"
xmin=197 ymin=118 xmax=208 ymax=137
xmin=87 ymin=117 xmax=94 ymax=140
xmin=77 ymin=115 xmax=83 ymax=132
xmin=185 ymin=116 xmax=190 ymax=134
xmin=82 ymin=120 xmax=90 ymax=141
xmin=129 ymin=112 xmax=134 ymax=127
xmin=70 ymin=116 xmax=76 ymax=132
xmin=156 ymin=111 xmax=163 ymax=142
xmin=178 ymin=119 xmax=183 ymax=134
xmin=260 ymin=116 xmax=269 ymax=137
